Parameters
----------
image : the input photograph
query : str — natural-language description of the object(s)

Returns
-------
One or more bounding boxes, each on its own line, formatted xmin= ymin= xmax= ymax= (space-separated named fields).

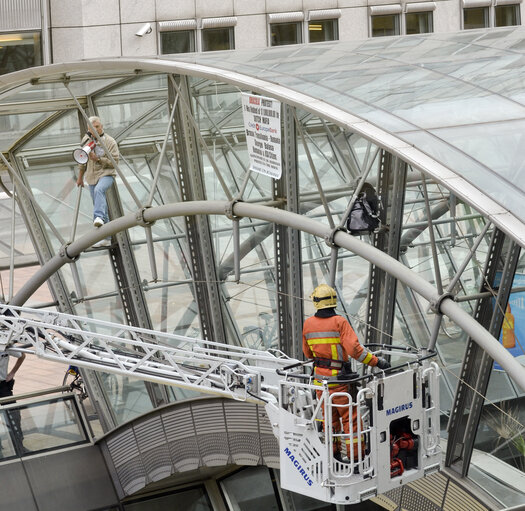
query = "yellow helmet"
xmin=310 ymin=284 xmax=337 ymax=310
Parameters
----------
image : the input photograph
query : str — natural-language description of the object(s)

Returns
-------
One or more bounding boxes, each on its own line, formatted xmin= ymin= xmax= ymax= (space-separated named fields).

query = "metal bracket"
xmin=324 ymin=226 xmax=347 ymax=248
xmin=135 ymin=206 xmax=155 ymax=227
xmin=429 ymin=292 xmax=454 ymax=314
xmin=225 ymin=199 xmax=243 ymax=220
xmin=59 ymin=243 xmax=80 ymax=263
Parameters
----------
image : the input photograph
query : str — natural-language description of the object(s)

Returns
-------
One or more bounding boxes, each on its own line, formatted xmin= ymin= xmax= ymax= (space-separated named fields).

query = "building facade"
xmin=0 ymin=0 xmax=523 ymax=74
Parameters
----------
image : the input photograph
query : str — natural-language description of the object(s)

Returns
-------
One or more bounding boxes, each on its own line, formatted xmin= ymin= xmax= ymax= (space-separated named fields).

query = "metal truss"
xmin=0 ymin=305 xmax=291 ymax=404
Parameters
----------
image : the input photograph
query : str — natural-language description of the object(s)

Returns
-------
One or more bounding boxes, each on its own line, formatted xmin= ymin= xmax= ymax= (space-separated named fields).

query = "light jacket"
xmin=302 ymin=313 xmax=378 ymax=379
xmin=79 ymin=133 xmax=118 ymax=185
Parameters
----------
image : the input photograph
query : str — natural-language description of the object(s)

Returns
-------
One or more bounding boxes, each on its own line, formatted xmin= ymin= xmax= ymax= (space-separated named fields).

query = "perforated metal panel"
xmin=99 ymin=397 xmax=278 ymax=498
xmin=374 ymin=472 xmax=492 ymax=511
xmin=0 ymin=0 xmax=41 ymax=31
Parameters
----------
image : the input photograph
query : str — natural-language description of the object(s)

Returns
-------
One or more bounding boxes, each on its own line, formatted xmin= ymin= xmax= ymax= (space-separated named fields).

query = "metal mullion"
xmin=293 ymin=110 xmax=335 ymax=229
xmin=115 ymin=100 xmax=168 ymax=142
xmin=105 ymin=187 xmax=170 ymax=407
xmin=169 ymin=75 xmax=233 ymax=201
xmin=146 ymin=93 xmax=179 ymax=207
xmin=8 ymin=183 xmax=16 ymax=301
xmin=321 ymin=120 xmax=360 ymax=180
xmin=169 ymin=75 xmax=229 ymax=344
xmin=445 ymin=228 xmax=506 ymax=473
xmin=275 ymin=105 xmax=303 ymax=358
xmin=380 ymin=158 xmax=407 ymax=344
xmin=0 ymin=153 xmax=66 ymax=244
xmin=458 ymin=238 xmax=520 ymax=477
xmin=365 ymin=150 xmax=392 ymax=344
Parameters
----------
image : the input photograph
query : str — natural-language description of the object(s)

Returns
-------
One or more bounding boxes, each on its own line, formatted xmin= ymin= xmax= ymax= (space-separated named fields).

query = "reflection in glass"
xmin=495 ymin=4 xmax=521 ymax=27
xmin=202 ymin=27 xmax=235 ymax=51
xmin=15 ymin=397 xmax=88 ymax=453
xmin=106 ymin=375 xmax=156 ymax=424
xmin=308 ymin=19 xmax=339 ymax=43
xmin=220 ymin=467 xmax=280 ymax=510
xmin=0 ymin=32 xmax=42 ymax=75
xmin=371 ymin=15 xmax=400 ymax=37
xmin=270 ymin=22 xmax=302 ymax=46
xmin=406 ymin=11 xmax=433 ymax=34
xmin=161 ymin=30 xmax=196 ymax=54
xmin=123 ymin=486 xmax=212 ymax=510
xmin=464 ymin=7 xmax=489 ymax=29
xmin=0 ymin=410 xmax=17 ymax=460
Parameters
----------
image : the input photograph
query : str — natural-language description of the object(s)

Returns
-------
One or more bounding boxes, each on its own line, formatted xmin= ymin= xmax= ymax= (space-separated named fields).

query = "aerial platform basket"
xmin=266 ymin=347 xmax=442 ymax=505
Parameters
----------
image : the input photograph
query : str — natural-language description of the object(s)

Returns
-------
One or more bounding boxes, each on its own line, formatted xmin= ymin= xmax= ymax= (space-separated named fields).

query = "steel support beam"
xmin=365 ymin=151 xmax=404 ymax=344
xmin=274 ymin=105 xmax=303 ymax=358
xmin=169 ymin=76 xmax=227 ymax=343
xmin=445 ymin=229 xmax=520 ymax=476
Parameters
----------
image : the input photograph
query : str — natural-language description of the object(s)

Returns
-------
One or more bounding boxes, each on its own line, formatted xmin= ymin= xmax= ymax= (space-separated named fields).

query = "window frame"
xmin=159 ymin=29 xmax=196 ymax=55
xmin=370 ymin=13 xmax=401 ymax=37
xmin=269 ymin=21 xmax=303 ymax=46
xmin=201 ymin=26 xmax=235 ymax=52
xmin=405 ymin=10 xmax=434 ymax=34
xmin=307 ymin=18 xmax=339 ymax=43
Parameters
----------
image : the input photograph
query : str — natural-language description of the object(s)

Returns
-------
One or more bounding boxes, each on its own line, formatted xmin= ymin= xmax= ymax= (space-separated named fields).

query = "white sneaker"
xmin=93 ymin=217 xmax=104 ymax=227
xmin=93 ymin=239 xmax=111 ymax=248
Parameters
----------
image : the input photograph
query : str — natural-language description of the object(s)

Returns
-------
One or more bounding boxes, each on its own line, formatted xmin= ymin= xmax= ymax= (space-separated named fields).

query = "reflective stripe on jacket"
xmin=302 ymin=314 xmax=378 ymax=378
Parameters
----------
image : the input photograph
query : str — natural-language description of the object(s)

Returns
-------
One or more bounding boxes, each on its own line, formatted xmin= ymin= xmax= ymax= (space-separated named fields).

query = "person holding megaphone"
xmin=75 ymin=116 xmax=119 ymax=247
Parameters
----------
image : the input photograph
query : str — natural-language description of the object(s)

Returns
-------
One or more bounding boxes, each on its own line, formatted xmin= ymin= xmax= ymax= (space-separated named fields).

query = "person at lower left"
xmin=0 ymin=347 xmax=26 ymax=452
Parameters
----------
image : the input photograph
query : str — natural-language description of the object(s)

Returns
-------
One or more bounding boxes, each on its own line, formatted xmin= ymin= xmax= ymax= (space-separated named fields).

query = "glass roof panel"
xmin=2 ymin=27 xmax=525 ymax=227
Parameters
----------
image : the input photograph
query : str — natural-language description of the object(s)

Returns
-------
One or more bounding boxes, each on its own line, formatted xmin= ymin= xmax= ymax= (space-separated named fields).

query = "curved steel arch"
xmin=10 ymin=200 xmax=525 ymax=392
xmin=0 ymin=58 xmax=523 ymax=246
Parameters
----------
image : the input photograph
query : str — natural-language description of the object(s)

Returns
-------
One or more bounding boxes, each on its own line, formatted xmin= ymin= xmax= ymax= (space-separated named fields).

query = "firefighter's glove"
xmin=376 ymin=357 xmax=391 ymax=370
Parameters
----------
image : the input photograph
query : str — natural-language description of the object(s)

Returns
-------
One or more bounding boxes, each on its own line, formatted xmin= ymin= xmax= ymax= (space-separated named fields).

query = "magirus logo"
xmin=386 ymin=401 xmax=413 ymax=416
xmin=284 ymin=447 xmax=314 ymax=486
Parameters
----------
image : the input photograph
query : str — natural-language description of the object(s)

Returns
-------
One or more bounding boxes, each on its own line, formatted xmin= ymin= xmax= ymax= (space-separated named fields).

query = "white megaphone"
xmin=73 ymin=139 xmax=96 ymax=165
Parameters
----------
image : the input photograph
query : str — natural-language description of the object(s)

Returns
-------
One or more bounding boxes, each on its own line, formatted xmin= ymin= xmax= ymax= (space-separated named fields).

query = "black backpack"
xmin=346 ymin=184 xmax=380 ymax=235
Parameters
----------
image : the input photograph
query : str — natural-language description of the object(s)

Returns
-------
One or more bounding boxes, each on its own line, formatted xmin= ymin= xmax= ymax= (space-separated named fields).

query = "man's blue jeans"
xmin=89 ymin=175 xmax=114 ymax=224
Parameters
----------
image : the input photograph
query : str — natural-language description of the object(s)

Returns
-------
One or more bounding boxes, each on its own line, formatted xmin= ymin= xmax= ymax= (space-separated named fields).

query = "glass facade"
xmin=495 ymin=4 xmax=521 ymax=26
xmin=0 ymin=32 xmax=42 ymax=75
xmin=308 ymin=19 xmax=339 ymax=43
xmin=406 ymin=11 xmax=433 ymax=34
xmin=371 ymin=14 xmax=400 ymax=37
xmin=270 ymin=22 xmax=302 ymax=46
xmin=202 ymin=27 xmax=235 ymax=51
xmin=464 ymin=7 xmax=490 ymax=29
xmin=0 ymin=395 xmax=89 ymax=460
xmin=161 ymin=30 xmax=195 ymax=54
xmin=1 ymin=28 xmax=525 ymax=509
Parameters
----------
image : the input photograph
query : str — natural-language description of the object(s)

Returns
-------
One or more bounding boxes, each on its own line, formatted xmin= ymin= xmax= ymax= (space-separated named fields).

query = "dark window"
xmin=123 ymin=486 xmax=212 ymax=510
xmin=463 ymin=7 xmax=489 ymax=29
xmin=371 ymin=14 xmax=400 ymax=37
xmin=160 ymin=30 xmax=195 ymax=54
xmin=308 ymin=19 xmax=339 ymax=43
xmin=270 ymin=22 xmax=302 ymax=46
xmin=495 ymin=4 xmax=521 ymax=26
xmin=406 ymin=11 xmax=434 ymax=34
xmin=0 ymin=32 xmax=42 ymax=75
xmin=202 ymin=27 xmax=235 ymax=51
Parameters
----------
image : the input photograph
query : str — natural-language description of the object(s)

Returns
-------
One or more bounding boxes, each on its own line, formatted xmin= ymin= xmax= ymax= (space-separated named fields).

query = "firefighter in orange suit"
xmin=303 ymin=284 xmax=390 ymax=461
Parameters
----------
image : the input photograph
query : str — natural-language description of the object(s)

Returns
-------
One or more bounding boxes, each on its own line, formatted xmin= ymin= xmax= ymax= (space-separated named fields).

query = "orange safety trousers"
xmin=316 ymin=384 xmax=364 ymax=460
